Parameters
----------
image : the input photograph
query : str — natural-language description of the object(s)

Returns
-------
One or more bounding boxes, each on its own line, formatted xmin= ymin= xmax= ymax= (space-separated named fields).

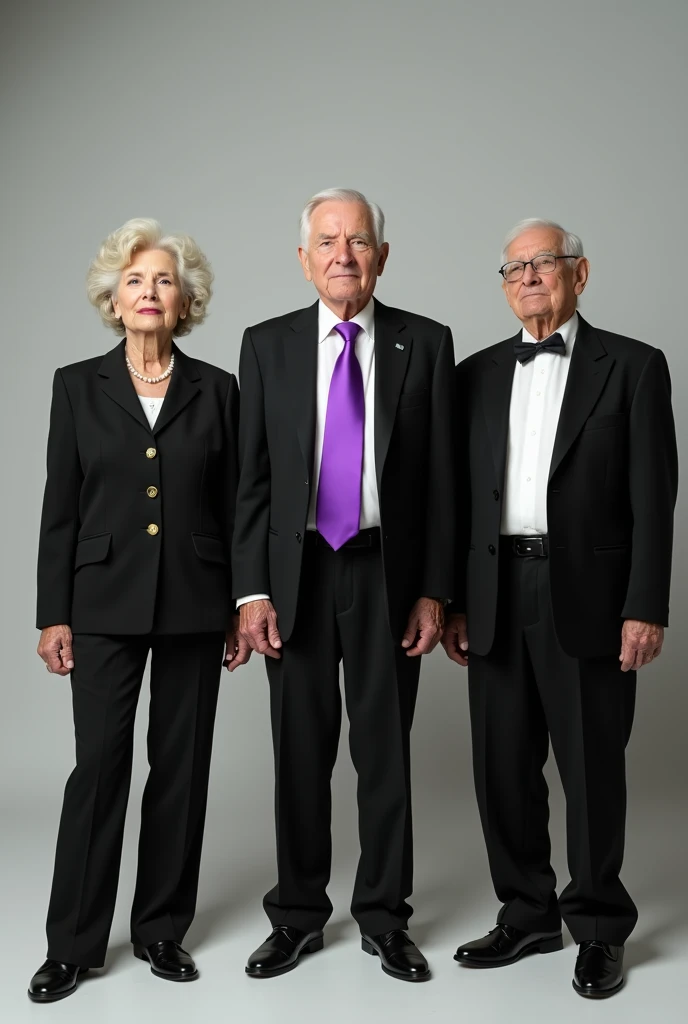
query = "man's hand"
xmin=224 ymin=614 xmax=252 ymax=672
xmin=37 ymin=624 xmax=74 ymax=676
xmin=619 ymin=619 xmax=664 ymax=672
xmin=239 ymin=599 xmax=282 ymax=659
xmin=401 ymin=598 xmax=445 ymax=657
xmin=441 ymin=612 xmax=469 ymax=667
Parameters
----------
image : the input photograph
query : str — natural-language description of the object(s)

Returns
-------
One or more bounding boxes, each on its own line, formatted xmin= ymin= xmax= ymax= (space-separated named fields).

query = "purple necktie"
xmin=316 ymin=321 xmax=365 ymax=550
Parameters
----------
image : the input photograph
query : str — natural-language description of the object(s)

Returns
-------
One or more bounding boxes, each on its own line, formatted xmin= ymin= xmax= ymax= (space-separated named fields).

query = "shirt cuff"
xmin=236 ymin=593 xmax=270 ymax=609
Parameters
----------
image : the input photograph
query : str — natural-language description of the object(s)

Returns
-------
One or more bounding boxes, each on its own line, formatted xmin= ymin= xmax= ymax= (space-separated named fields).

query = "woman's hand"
xmin=37 ymin=625 xmax=74 ymax=675
xmin=224 ymin=614 xmax=252 ymax=672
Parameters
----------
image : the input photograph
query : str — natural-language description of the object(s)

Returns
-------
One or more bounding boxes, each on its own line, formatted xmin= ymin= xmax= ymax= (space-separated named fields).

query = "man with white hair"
xmin=442 ymin=218 xmax=677 ymax=998
xmin=233 ymin=189 xmax=455 ymax=981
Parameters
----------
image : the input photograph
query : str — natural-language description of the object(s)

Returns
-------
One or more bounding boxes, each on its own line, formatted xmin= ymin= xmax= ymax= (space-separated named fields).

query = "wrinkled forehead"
xmin=309 ymin=200 xmax=375 ymax=241
xmin=506 ymin=227 xmax=565 ymax=262
xmin=123 ymin=248 xmax=178 ymax=276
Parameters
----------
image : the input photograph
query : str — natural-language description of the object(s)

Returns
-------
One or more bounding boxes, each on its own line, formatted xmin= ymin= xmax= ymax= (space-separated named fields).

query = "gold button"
xmin=147 ymin=523 xmax=159 ymax=536
xmin=146 ymin=447 xmax=157 ymax=459
xmin=146 ymin=486 xmax=158 ymax=498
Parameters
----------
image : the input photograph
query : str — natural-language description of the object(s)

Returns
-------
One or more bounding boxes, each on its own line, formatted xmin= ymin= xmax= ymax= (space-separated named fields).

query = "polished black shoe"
xmin=454 ymin=923 xmax=563 ymax=968
xmin=133 ymin=941 xmax=198 ymax=981
xmin=361 ymin=930 xmax=430 ymax=982
xmin=573 ymin=941 xmax=624 ymax=998
xmin=28 ymin=960 xmax=88 ymax=1003
xmin=245 ymin=926 xmax=324 ymax=978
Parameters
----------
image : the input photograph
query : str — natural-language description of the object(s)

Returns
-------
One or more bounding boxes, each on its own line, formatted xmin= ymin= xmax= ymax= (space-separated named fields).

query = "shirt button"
xmin=488 ymin=544 xmax=496 ymax=555
xmin=531 ymin=430 xmax=536 ymax=436
xmin=146 ymin=486 xmax=158 ymax=498
xmin=146 ymin=447 xmax=157 ymax=459
xmin=493 ymin=489 xmax=500 ymax=500
xmin=526 ymin=476 xmax=532 ymax=482
xmin=536 ymin=391 xmax=541 ymax=396
xmin=146 ymin=523 xmax=159 ymax=536
xmin=295 ymin=532 xmax=302 ymax=543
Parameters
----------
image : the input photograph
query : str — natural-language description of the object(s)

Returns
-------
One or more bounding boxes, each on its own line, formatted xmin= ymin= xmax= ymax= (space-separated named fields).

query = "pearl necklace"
xmin=126 ymin=351 xmax=175 ymax=384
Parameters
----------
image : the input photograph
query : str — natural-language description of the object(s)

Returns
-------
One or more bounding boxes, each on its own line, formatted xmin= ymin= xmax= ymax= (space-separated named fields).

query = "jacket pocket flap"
xmin=192 ymin=533 xmax=228 ymax=565
xmin=397 ymin=389 xmax=429 ymax=410
xmin=75 ymin=532 xmax=112 ymax=569
xmin=582 ymin=413 xmax=625 ymax=431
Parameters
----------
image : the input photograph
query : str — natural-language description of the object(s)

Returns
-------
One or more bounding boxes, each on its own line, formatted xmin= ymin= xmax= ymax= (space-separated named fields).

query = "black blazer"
xmin=36 ymin=340 xmax=239 ymax=635
xmin=455 ymin=315 xmax=678 ymax=659
xmin=232 ymin=298 xmax=456 ymax=643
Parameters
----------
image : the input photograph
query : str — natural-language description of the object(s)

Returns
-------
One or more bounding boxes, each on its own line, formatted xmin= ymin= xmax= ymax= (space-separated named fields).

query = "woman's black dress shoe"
xmin=28 ymin=960 xmax=88 ymax=1002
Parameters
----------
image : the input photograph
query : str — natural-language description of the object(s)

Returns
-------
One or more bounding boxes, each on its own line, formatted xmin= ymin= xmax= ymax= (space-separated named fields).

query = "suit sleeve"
xmin=36 ymin=369 xmax=83 ymax=628
xmin=446 ymin=359 xmax=470 ymax=614
xmin=223 ymin=373 xmax=240 ymax=600
xmin=420 ymin=326 xmax=458 ymax=600
xmin=621 ymin=347 xmax=678 ymax=625
xmin=231 ymin=329 xmax=272 ymax=599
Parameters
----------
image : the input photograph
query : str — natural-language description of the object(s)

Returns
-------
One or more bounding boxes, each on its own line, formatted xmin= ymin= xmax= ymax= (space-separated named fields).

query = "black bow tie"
xmin=514 ymin=332 xmax=565 ymax=364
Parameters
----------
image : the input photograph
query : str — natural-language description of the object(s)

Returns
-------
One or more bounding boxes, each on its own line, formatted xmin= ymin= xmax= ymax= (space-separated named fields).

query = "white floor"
xmin=4 ymin=787 xmax=687 ymax=1024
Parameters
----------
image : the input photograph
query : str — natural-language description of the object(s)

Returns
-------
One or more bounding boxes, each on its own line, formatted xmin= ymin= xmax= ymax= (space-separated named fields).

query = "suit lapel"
xmin=98 ymin=339 xmax=151 ymax=434
xmin=373 ymin=299 xmax=411 ymax=493
xmin=483 ymin=336 xmax=519 ymax=488
xmin=548 ymin=316 xmax=614 ymax=480
xmin=288 ymin=302 xmax=319 ymax=478
xmin=152 ymin=344 xmax=201 ymax=436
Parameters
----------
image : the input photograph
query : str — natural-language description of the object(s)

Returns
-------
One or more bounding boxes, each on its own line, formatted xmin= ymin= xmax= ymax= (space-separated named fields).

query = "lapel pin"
xmin=395 ymin=343 xmax=405 ymax=351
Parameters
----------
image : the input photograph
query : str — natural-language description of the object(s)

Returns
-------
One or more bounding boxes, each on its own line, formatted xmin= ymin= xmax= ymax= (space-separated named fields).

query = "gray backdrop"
xmin=1 ymin=2 xmax=686 ymax=1022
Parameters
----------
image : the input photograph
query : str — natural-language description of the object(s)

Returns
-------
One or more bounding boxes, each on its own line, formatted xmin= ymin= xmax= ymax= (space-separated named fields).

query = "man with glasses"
xmin=442 ymin=218 xmax=677 ymax=998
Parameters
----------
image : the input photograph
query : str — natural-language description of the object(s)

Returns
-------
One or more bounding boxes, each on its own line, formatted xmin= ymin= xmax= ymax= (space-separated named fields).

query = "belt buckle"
xmin=514 ymin=536 xmax=544 ymax=557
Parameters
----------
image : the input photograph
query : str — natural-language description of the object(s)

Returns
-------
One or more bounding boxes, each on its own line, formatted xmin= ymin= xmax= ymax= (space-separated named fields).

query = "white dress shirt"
xmin=138 ymin=394 xmax=164 ymax=429
xmin=237 ymin=298 xmax=379 ymax=608
xmin=500 ymin=313 xmax=578 ymax=536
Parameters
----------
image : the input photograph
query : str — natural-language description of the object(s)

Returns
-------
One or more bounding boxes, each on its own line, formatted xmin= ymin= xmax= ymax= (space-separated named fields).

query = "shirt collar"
xmin=522 ymin=311 xmax=578 ymax=353
xmin=318 ymin=298 xmax=375 ymax=344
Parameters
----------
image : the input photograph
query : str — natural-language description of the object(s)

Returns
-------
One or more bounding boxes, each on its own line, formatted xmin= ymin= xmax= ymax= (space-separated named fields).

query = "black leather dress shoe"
xmin=361 ymin=930 xmax=430 ymax=982
xmin=454 ymin=923 xmax=563 ymax=968
xmin=28 ymin=960 xmax=88 ymax=1002
xmin=573 ymin=941 xmax=624 ymax=998
xmin=133 ymin=941 xmax=198 ymax=981
xmin=246 ymin=926 xmax=324 ymax=978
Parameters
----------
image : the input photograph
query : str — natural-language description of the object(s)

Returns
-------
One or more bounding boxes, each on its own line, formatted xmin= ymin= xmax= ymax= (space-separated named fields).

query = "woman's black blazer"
xmin=36 ymin=339 xmax=238 ymax=635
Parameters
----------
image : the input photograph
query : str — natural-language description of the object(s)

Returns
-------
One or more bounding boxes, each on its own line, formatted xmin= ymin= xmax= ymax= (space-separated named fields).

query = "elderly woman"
xmin=28 ymin=219 xmax=249 ymax=1003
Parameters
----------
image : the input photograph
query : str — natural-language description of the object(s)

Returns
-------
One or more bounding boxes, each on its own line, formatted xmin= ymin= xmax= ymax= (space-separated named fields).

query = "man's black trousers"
xmin=263 ymin=533 xmax=421 ymax=936
xmin=468 ymin=545 xmax=637 ymax=945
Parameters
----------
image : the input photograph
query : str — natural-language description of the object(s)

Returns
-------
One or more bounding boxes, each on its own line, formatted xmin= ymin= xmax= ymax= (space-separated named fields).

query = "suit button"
xmin=147 ymin=523 xmax=159 ymax=536
xmin=146 ymin=486 xmax=158 ymax=498
xmin=295 ymin=532 xmax=302 ymax=542
xmin=145 ymin=447 xmax=157 ymax=459
xmin=488 ymin=544 xmax=496 ymax=554
xmin=493 ymin=490 xmax=500 ymax=500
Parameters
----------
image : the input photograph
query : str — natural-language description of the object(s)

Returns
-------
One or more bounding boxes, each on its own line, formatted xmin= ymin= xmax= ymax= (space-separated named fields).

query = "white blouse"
xmin=138 ymin=395 xmax=165 ymax=428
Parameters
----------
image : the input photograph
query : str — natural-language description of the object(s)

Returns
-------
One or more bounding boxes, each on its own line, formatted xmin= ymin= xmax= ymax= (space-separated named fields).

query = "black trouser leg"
xmin=524 ymin=560 xmax=637 ymax=944
xmin=469 ymin=553 xmax=637 ymax=942
xmin=340 ymin=548 xmax=420 ymax=936
xmin=263 ymin=543 xmax=342 ymax=931
xmin=263 ymin=539 xmax=420 ymax=934
xmin=46 ymin=635 xmax=148 ymax=967
xmin=469 ymin=557 xmax=560 ymax=933
xmin=130 ymin=633 xmax=224 ymax=948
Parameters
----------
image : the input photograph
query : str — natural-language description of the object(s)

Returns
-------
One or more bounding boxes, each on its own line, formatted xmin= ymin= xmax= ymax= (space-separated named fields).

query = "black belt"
xmin=306 ymin=527 xmax=381 ymax=551
xmin=501 ymin=534 xmax=549 ymax=558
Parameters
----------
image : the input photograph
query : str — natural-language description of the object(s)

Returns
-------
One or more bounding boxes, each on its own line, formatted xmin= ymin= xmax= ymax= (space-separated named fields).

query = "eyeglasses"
xmin=499 ymin=254 xmax=578 ymax=282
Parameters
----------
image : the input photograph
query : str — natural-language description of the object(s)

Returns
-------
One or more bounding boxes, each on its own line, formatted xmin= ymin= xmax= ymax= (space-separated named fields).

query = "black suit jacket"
xmin=455 ymin=315 xmax=678 ymax=659
xmin=37 ymin=340 xmax=239 ymax=634
xmin=232 ymin=298 xmax=456 ymax=643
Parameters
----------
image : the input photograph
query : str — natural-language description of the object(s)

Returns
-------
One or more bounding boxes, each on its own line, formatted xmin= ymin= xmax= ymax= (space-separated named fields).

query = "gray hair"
xmin=299 ymin=188 xmax=385 ymax=249
xmin=500 ymin=218 xmax=584 ymax=266
xmin=86 ymin=218 xmax=213 ymax=337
